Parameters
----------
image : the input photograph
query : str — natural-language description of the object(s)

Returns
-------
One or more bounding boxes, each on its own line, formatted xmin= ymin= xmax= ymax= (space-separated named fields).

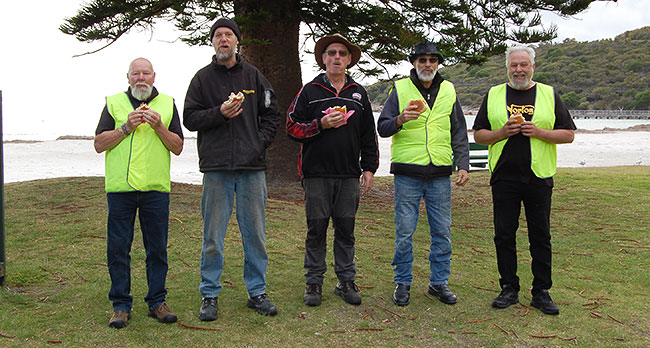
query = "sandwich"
xmin=407 ymin=99 xmax=426 ymax=113
xmin=509 ymin=113 xmax=524 ymax=124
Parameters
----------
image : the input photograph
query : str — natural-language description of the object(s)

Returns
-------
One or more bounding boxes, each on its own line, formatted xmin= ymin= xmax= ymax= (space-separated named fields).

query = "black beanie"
xmin=210 ymin=18 xmax=241 ymax=42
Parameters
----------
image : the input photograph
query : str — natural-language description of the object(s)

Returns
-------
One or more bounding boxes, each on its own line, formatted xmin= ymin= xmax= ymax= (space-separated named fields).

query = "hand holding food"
xmin=225 ymin=91 xmax=245 ymax=105
xmin=322 ymin=105 xmax=355 ymax=128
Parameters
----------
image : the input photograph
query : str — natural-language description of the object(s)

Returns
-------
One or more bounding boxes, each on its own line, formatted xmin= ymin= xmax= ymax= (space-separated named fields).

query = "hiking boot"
xmin=304 ymin=283 xmax=323 ymax=306
xmin=199 ymin=297 xmax=218 ymax=321
xmin=531 ymin=290 xmax=559 ymax=315
xmin=428 ymin=284 xmax=457 ymax=304
xmin=393 ymin=284 xmax=410 ymax=306
xmin=492 ymin=285 xmax=519 ymax=309
xmin=334 ymin=281 xmax=362 ymax=305
xmin=148 ymin=302 xmax=178 ymax=323
xmin=247 ymin=294 xmax=278 ymax=316
xmin=109 ymin=310 xmax=130 ymax=329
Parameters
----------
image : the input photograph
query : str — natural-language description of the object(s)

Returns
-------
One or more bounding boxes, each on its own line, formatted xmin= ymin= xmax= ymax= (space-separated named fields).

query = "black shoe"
xmin=531 ymin=290 xmax=559 ymax=315
xmin=492 ymin=285 xmax=519 ymax=309
xmin=247 ymin=294 xmax=278 ymax=316
xmin=304 ymin=283 xmax=323 ymax=306
xmin=334 ymin=281 xmax=362 ymax=305
xmin=199 ymin=297 xmax=218 ymax=321
xmin=428 ymin=284 xmax=457 ymax=304
xmin=393 ymin=284 xmax=410 ymax=306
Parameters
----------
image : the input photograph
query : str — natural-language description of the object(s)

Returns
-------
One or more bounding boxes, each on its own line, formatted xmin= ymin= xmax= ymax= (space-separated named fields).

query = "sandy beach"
xmin=3 ymin=129 xmax=649 ymax=185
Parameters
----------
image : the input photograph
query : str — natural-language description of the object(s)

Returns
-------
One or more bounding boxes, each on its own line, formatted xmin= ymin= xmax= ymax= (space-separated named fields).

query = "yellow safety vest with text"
xmin=486 ymin=82 xmax=557 ymax=178
xmin=391 ymin=78 xmax=456 ymax=166
xmin=105 ymin=92 xmax=173 ymax=192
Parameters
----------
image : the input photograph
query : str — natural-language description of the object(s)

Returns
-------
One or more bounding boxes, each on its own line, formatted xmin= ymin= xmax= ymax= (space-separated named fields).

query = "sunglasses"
xmin=418 ymin=57 xmax=439 ymax=64
xmin=326 ymin=49 xmax=349 ymax=57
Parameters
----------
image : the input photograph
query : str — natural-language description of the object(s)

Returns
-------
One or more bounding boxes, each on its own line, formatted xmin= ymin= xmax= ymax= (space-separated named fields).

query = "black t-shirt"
xmin=473 ymin=84 xmax=576 ymax=186
xmin=95 ymin=87 xmax=184 ymax=139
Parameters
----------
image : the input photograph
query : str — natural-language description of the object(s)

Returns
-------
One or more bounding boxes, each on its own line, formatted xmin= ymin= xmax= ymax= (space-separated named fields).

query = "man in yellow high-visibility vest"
xmin=95 ymin=57 xmax=184 ymax=328
xmin=378 ymin=42 xmax=470 ymax=307
xmin=473 ymin=46 xmax=575 ymax=315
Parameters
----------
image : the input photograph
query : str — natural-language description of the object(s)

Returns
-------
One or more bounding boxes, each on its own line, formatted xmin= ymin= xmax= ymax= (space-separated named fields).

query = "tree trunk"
xmin=236 ymin=0 xmax=304 ymax=183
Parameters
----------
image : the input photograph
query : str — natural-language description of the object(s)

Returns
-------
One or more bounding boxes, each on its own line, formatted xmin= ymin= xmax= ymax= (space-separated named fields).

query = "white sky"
xmin=0 ymin=0 xmax=647 ymax=140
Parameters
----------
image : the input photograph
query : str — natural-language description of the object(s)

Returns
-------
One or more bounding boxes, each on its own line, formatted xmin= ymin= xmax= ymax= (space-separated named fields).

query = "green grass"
xmin=1 ymin=167 xmax=649 ymax=347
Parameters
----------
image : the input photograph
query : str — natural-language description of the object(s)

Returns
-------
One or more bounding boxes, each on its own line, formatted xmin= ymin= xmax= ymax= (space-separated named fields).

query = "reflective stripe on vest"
xmin=105 ymin=92 xmax=173 ymax=192
xmin=391 ymin=78 xmax=455 ymax=166
xmin=486 ymin=82 xmax=557 ymax=178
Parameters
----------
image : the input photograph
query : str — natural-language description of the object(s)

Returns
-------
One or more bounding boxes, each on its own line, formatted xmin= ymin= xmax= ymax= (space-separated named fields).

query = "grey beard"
xmin=509 ymin=73 xmax=533 ymax=90
xmin=417 ymin=68 xmax=437 ymax=82
xmin=132 ymin=84 xmax=153 ymax=101
xmin=216 ymin=48 xmax=235 ymax=61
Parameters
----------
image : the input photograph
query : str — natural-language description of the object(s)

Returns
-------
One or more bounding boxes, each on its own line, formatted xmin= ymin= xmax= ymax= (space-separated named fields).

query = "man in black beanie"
xmin=184 ymin=18 xmax=281 ymax=321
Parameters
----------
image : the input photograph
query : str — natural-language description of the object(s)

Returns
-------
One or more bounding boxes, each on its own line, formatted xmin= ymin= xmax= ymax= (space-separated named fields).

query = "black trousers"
xmin=302 ymin=177 xmax=359 ymax=285
xmin=491 ymin=180 xmax=552 ymax=295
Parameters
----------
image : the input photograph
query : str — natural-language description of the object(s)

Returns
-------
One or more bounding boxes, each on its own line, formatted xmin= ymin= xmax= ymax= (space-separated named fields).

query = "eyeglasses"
xmin=326 ymin=50 xmax=349 ymax=57
xmin=418 ymin=57 xmax=438 ymax=64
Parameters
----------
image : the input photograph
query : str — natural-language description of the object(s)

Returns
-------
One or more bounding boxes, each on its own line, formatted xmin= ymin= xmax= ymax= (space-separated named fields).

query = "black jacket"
xmin=286 ymin=73 xmax=379 ymax=179
xmin=183 ymin=54 xmax=280 ymax=172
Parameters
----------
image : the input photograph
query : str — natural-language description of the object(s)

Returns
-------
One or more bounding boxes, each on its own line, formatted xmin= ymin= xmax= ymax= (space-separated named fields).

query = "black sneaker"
xmin=247 ymin=294 xmax=278 ymax=316
xmin=393 ymin=284 xmax=410 ymax=306
xmin=492 ymin=285 xmax=519 ymax=309
xmin=304 ymin=283 xmax=323 ymax=306
xmin=428 ymin=284 xmax=457 ymax=304
xmin=334 ymin=281 xmax=362 ymax=305
xmin=199 ymin=297 xmax=218 ymax=321
xmin=531 ymin=290 xmax=559 ymax=315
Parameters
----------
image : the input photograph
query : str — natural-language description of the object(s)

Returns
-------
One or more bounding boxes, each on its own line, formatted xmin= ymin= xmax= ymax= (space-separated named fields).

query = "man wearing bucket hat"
xmin=184 ymin=18 xmax=281 ymax=321
xmin=287 ymin=33 xmax=379 ymax=307
xmin=377 ymin=42 xmax=469 ymax=307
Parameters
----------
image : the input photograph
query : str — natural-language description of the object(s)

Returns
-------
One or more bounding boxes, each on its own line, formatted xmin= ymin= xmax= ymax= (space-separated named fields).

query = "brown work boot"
xmin=109 ymin=310 xmax=130 ymax=329
xmin=148 ymin=302 xmax=178 ymax=323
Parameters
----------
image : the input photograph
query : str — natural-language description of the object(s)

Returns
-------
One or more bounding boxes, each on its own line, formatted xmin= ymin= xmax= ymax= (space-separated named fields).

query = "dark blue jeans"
xmin=106 ymin=191 xmax=170 ymax=312
xmin=303 ymin=177 xmax=360 ymax=285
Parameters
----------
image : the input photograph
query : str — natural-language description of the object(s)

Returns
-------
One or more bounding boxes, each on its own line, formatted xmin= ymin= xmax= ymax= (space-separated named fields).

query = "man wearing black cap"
xmin=377 ymin=42 xmax=469 ymax=307
xmin=287 ymin=34 xmax=379 ymax=307
xmin=183 ymin=18 xmax=281 ymax=321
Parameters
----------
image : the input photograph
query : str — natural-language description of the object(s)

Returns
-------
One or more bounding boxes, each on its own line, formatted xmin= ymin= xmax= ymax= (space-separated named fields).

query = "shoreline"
xmin=3 ymin=124 xmax=649 ymax=144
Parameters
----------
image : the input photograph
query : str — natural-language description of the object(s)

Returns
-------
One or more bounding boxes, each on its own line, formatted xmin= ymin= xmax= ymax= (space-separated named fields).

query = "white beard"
xmin=417 ymin=67 xmax=438 ymax=82
xmin=509 ymin=72 xmax=533 ymax=90
xmin=131 ymin=83 xmax=153 ymax=101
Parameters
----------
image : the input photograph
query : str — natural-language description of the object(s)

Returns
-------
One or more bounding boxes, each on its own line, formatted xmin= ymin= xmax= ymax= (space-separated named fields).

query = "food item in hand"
xmin=136 ymin=103 xmax=150 ymax=111
xmin=226 ymin=91 xmax=245 ymax=104
xmin=407 ymin=99 xmax=426 ymax=113
xmin=509 ymin=113 xmax=524 ymax=124
xmin=330 ymin=105 xmax=347 ymax=114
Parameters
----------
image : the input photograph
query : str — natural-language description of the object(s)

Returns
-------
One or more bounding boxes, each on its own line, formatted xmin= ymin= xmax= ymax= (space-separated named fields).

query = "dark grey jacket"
xmin=183 ymin=54 xmax=280 ymax=172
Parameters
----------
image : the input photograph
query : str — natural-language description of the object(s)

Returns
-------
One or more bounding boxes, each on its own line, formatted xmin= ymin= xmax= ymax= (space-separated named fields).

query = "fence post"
xmin=0 ymin=90 xmax=5 ymax=287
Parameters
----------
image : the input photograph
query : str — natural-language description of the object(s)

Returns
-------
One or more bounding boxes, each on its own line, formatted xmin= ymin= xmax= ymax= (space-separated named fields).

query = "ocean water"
xmin=3 ymin=114 xmax=649 ymax=141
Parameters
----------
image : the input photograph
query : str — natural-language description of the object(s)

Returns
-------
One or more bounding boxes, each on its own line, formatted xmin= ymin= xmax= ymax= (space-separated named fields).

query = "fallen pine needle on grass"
xmin=177 ymin=322 xmax=222 ymax=331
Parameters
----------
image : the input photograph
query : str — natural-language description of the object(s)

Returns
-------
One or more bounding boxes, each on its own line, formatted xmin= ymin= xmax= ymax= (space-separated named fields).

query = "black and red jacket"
xmin=286 ymin=73 xmax=379 ymax=179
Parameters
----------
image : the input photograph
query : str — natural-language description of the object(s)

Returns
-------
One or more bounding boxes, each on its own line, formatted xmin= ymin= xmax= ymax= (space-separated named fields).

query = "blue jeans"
xmin=199 ymin=171 xmax=268 ymax=298
xmin=106 ymin=191 xmax=170 ymax=312
xmin=392 ymin=175 xmax=452 ymax=286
